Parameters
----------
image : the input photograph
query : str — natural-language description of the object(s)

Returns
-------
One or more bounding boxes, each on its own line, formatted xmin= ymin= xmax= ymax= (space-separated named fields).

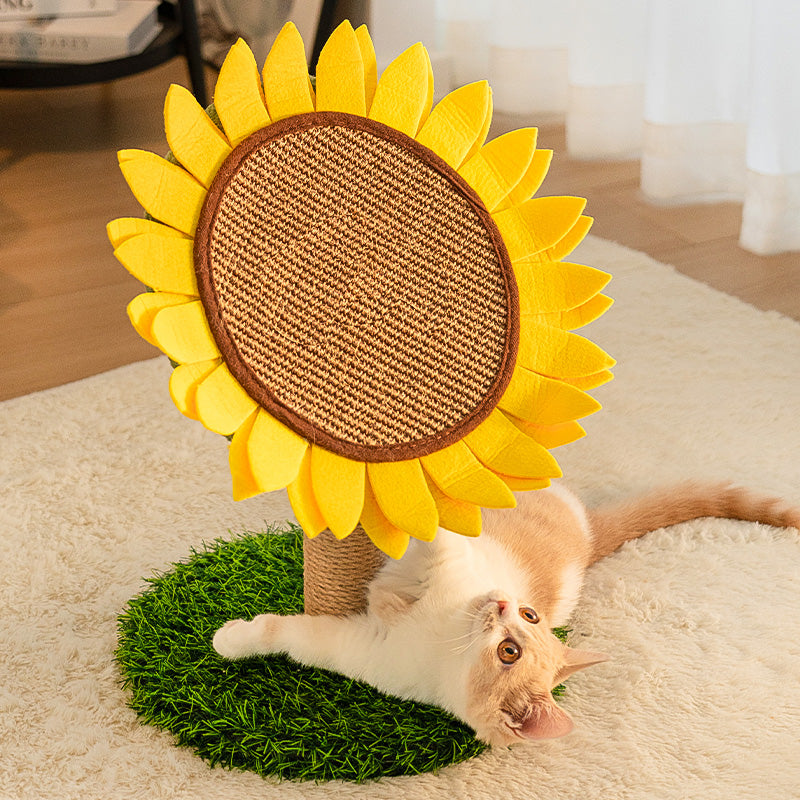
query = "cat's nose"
xmin=496 ymin=600 xmax=508 ymax=615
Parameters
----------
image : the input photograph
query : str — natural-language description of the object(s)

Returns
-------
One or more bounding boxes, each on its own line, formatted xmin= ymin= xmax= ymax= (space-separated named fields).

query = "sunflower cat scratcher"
xmin=111 ymin=20 xmax=614 ymax=778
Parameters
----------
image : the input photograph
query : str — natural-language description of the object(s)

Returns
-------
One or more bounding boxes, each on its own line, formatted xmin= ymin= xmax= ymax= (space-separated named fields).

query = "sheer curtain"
xmin=369 ymin=0 xmax=800 ymax=255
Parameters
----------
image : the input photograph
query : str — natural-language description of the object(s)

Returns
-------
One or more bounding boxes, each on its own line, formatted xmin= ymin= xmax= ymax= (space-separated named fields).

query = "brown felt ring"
xmin=194 ymin=111 xmax=519 ymax=463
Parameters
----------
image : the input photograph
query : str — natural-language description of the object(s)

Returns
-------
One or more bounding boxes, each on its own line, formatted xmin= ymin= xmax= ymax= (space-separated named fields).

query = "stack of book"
xmin=0 ymin=0 xmax=162 ymax=63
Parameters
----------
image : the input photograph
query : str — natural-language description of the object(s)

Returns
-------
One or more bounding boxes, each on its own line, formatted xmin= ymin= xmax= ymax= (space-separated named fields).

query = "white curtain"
xmin=369 ymin=0 xmax=800 ymax=255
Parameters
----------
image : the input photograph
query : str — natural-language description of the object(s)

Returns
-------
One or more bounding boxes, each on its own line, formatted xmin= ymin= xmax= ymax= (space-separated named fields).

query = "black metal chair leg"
xmin=177 ymin=0 xmax=207 ymax=106
xmin=310 ymin=0 xmax=340 ymax=73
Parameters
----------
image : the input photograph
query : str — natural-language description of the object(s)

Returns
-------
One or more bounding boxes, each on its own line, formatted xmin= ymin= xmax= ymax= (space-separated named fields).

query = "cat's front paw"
xmin=212 ymin=614 xmax=279 ymax=660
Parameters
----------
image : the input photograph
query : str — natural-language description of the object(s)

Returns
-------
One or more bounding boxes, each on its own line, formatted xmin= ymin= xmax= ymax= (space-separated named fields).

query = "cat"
xmin=212 ymin=481 xmax=800 ymax=746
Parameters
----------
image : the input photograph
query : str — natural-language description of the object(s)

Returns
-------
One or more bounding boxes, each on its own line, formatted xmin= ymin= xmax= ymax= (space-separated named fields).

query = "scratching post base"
xmin=116 ymin=526 xmax=485 ymax=781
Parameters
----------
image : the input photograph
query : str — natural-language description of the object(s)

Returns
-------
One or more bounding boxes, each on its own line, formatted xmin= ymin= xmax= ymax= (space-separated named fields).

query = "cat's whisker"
xmin=451 ymin=633 xmax=480 ymax=655
xmin=441 ymin=630 xmax=477 ymax=645
xmin=453 ymin=607 xmax=482 ymax=624
xmin=440 ymin=625 xmax=482 ymax=654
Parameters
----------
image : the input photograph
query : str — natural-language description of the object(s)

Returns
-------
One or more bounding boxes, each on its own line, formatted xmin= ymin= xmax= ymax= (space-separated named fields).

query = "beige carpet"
xmin=2 ymin=236 xmax=799 ymax=799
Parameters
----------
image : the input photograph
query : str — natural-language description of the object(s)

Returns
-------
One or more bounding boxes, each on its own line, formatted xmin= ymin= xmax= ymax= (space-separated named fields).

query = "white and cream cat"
xmin=213 ymin=482 xmax=799 ymax=746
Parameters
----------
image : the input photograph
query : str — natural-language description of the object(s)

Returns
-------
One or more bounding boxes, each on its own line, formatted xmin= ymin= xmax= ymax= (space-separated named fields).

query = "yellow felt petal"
xmin=169 ymin=358 xmax=220 ymax=419
xmin=496 ymin=149 xmax=553 ymax=210
xmin=107 ymin=217 xmax=188 ymax=248
xmin=150 ymin=299 xmax=221 ymax=363
xmin=457 ymin=128 xmax=538 ymax=212
xmin=368 ymin=42 xmax=432 ymax=137
xmin=497 ymin=475 xmax=551 ymax=491
xmin=315 ymin=20 xmax=366 ymax=116
xmin=518 ymin=318 xmax=616 ymax=379
xmin=515 ymin=260 xmax=611 ymax=315
xmin=367 ymin=460 xmax=439 ymax=542
xmin=360 ymin=480 xmax=410 ymax=560
xmin=549 ymin=215 xmax=594 ymax=262
xmin=214 ymin=38 xmax=271 ymax=147
xmin=464 ymin=409 xmax=562 ymax=479
xmin=466 ymin=87 xmax=492 ymax=164
xmin=536 ymin=293 xmax=614 ymax=330
xmin=127 ymin=292 xmax=193 ymax=346
xmin=354 ymin=24 xmax=377 ymax=110
xmin=229 ymin=410 xmax=261 ymax=501
xmin=420 ymin=440 xmax=515 ymax=509
xmin=244 ymin=409 xmax=308 ymax=493
xmin=262 ymin=21 xmax=315 ymax=122
xmin=515 ymin=215 xmax=596 ymax=267
xmin=506 ymin=414 xmax=587 ymax=449
xmin=287 ymin=450 xmax=326 ymax=538
xmin=114 ymin=234 xmax=198 ymax=296
xmin=164 ymin=83 xmax=232 ymax=188
xmin=118 ymin=149 xmax=206 ymax=236
xmin=194 ymin=362 xmax=258 ymax=436
xmin=425 ymin=477 xmax=482 ymax=537
xmin=493 ymin=196 xmax=586 ymax=262
xmin=561 ymin=369 xmax=615 ymax=391
xmin=499 ymin=365 xmax=601 ymax=425
xmin=415 ymin=81 xmax=491 ymax=169
xmin=310 ymin=446 xmax=365 ymax=539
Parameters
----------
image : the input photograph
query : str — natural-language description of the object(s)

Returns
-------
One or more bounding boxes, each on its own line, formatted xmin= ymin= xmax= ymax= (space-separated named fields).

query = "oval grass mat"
xmin=115 ymin=525 xmax=486 ymax=782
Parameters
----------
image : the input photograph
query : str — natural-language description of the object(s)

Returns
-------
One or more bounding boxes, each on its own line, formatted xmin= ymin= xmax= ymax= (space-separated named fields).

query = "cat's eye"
xmin=519 ymin=606 xmax=540 ymax=624
xmin=497 ymin=639 xmax=521 ymax=664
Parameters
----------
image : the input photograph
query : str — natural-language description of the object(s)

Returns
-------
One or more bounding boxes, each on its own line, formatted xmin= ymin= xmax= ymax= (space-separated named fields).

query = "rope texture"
xmin=302 ymin=527 xmax=386 ymax=616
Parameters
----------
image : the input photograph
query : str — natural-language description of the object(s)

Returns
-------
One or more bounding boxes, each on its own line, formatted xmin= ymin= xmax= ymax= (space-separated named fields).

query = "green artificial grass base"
xmin=116 ymin=525 xmax=567 ymax=783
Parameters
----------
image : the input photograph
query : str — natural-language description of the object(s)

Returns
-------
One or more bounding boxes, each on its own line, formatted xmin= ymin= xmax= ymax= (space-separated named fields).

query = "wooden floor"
xmin=2 ymin=58 xmax=799 ymax=401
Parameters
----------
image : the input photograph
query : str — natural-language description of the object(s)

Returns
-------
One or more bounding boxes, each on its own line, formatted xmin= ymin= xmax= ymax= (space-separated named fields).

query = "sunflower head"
xmin=109 ymin=21 xmax=614 ymax=559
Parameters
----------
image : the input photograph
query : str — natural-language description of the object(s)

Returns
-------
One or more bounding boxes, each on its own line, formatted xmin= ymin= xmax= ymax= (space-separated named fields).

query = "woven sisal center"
xmin=195 ymin=112 xmax=518 ymax=462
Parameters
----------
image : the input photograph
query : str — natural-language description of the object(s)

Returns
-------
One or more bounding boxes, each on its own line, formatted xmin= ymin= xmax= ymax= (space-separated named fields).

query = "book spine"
xmin=0 ymin=0 xmax=118 ymax=21
xmin=0 ymin=11 xmax=159 ymax=63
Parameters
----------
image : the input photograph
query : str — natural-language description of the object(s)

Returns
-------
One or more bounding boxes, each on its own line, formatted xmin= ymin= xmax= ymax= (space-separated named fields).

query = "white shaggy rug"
xmin=2 ymin=236 xmax=799 ymax=799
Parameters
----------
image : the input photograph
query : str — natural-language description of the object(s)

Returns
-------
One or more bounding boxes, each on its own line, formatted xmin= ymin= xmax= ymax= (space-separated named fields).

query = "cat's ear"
xmin=504 ymin=697 xmax=574 ymax=740
xmin=552 ymin=646 xmax=609 ymax=687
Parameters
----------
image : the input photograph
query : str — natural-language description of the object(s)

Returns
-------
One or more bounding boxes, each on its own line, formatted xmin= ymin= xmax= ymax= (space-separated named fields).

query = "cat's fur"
xmin=213 ymin=482 xmax=800 ymax=745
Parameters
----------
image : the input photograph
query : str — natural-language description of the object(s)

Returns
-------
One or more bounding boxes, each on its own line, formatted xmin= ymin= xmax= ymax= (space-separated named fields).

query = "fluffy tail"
xmin=586 ymin=482 xmax=800 ymax=565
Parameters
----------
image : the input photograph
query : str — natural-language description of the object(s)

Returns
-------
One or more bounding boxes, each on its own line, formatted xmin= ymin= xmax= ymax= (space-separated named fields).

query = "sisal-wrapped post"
xmin=303 ymin=525 xmax=386 ymax=616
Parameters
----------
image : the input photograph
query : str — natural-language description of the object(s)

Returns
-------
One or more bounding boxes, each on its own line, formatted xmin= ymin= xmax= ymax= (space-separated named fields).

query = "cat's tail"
xmin=586 ymin=482 xmax=800 ymax=564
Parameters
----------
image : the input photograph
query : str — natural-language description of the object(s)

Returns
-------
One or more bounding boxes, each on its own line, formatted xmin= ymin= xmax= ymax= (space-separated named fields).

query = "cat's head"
xmin=463 ymin=594 xmax=607 ymax=746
